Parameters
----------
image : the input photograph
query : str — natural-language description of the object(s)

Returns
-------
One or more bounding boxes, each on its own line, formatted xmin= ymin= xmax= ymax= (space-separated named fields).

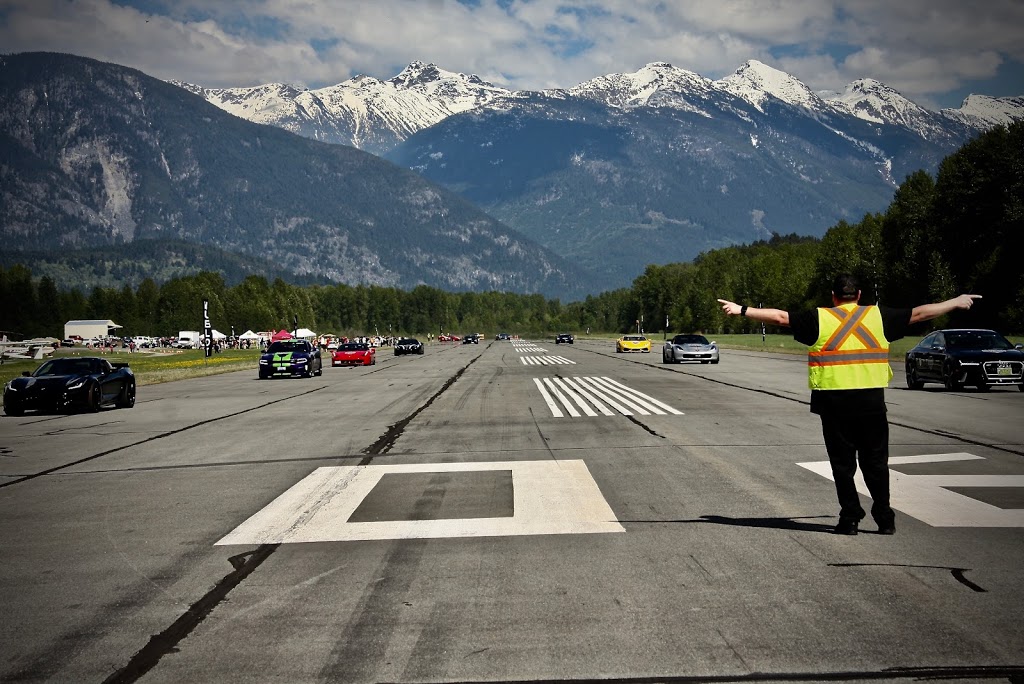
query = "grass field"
xmin=0 ymin=348 xmax=260 ymax=393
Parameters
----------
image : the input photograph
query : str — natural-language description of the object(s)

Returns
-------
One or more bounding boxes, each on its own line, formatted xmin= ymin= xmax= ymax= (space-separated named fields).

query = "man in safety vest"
xmin=718 ymin=275 xmax=981 ymax=535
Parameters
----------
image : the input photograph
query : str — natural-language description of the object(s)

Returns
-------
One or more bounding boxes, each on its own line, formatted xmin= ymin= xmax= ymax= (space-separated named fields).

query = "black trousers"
xmin=820 ymin=414 xmax=894 ymax=526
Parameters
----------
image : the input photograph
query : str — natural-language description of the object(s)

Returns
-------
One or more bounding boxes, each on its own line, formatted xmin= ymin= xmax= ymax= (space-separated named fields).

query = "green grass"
xmin=0 ymin=348 xmax=260 ymax=398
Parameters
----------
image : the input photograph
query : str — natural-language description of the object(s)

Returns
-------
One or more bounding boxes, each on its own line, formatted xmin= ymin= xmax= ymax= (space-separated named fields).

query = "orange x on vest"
xmin=808 ymin=305 xmax=888 ymax=366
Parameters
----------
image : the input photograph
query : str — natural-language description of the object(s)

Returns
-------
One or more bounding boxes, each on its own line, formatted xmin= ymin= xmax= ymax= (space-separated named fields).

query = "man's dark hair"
xmin=831 ymin=274 xmax=860 ymax=301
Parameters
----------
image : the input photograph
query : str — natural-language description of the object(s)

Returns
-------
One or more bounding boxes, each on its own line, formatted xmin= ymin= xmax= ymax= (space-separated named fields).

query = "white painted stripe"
xmin=520 ymin=357 xmax=528 ymax=365
xmin=533 ymin=377 xmax=563 ymax=417
xmin=599 ymin=376 xmax=684 ymax=415
xmin=586 ymin=377 xmax=652 ymax=415
xmin=551 ymin=377 xmax=599 ymax=416
xmin=538 ymin=356 xmax=551 ymax=365
xmin=797 ymin=452 xmax=1024 ymax=527
xmin=572 ymin=377 xmax=634 ymax=415
xmin=216 ymin=460 xmax=625 ymax=544
xmin=550 ymin=356 xmax=577 ymax=364
xmin=562 ymin=377 xmax=615 ymax=415
xmin=543 ymin=377 xmax=581 ymax=417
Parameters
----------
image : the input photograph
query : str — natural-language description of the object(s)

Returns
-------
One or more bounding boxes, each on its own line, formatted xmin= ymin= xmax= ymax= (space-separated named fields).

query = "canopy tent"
xmin=209 ymin=329 xmax=228 ymax=340
xmin=270 ymin=329 xmax=293 ymax=341
xmin=294 ymin=327 xmax=317 ymax=339
xmin=238 ymin=330 xmax=262 ymax=340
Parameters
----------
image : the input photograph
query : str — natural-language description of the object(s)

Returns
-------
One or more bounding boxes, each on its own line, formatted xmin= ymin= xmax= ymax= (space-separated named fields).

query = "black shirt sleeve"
xmin=788 ymin=309 xmax=818 ymax=346
xmin=879 ymin=306 xmax=913 ymax=343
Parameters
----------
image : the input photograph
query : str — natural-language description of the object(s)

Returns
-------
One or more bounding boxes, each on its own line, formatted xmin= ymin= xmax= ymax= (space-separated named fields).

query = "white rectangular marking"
xmin=533 ymin=377 xmax=563 ymax=417
xmin=216 ymin=460 xmax=624 ymax=544
xmin=798 ymin=452 xmax=1024 ymax=527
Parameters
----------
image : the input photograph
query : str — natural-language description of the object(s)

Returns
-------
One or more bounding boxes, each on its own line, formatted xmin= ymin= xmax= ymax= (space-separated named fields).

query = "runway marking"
xmin=533 ymin=376 xmax=683 ymax=418
xmin=797 ymin=452 xmax=1024 ymax=527
xmin=520 ymin=355 xmax=577 ymax=365
xmin=513 ymin=343 xmax=548 ymax=353
xmin=216 ymin=460 xmax=624 ymax=544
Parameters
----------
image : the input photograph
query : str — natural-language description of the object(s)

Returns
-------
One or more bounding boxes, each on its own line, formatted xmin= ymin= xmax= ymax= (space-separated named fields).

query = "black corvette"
xmin=905 ymin=329 xmax=1024 ymax=391
xmin=3 ymin=356 xmax=136 ymax=415
xmin=394 ymin=338 xmax=425 ymax=355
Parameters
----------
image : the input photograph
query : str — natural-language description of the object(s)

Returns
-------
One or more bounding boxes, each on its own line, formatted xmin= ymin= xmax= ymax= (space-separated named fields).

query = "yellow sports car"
xmin=616 ymin=334 xmax=651 ymax=353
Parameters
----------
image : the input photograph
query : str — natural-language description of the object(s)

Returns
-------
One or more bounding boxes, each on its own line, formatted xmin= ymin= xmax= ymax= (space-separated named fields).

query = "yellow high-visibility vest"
xmin=807 ymin=303 xmax=892 ymax=390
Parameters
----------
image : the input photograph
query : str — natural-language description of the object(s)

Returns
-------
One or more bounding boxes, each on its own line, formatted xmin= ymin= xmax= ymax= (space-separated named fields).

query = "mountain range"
xmin=0 ymin=53 xmax=592 ymax=298
xmin=3 ymin=52 xmax=1022 ymax=296
xmin=179 ymin=59 xmax=1024 ymax=285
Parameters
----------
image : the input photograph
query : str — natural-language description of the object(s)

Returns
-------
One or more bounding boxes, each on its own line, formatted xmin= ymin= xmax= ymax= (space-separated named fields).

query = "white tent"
xmin=210 ymin=329 xmax=228 ymax=340
xmin=294 ymin=327 xmax=316 ymax=339
xmin=238 ymin=329 xmax=261 ymax=340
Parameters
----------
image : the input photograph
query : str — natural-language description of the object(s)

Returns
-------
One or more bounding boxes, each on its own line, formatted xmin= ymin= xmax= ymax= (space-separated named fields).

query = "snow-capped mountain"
xmin=825 ymin=78 xmax=960 ymax=140
xmin=943 ymin=93 xmax=1024 ymax=129
xmin=568 ymin=61 xmax=719 ymax=115
xmin=716 ymin=59 xmax=830 ymax=113
xmin=173 ymin=61 xmax=511 ymax=154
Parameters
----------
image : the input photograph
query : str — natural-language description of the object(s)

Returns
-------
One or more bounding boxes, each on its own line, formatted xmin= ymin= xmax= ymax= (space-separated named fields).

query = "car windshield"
xmin=34 ymin=358 xmax=104 ymax=376
xmin=673 ymin=335 xmax=709 ymax=345
xmin=398 ymin=339 xmax=419 ymax=345
xmin=946 ymin=331 xmax=1014 ymax=350
xmin=338 ymin=343 xmax=368 ymax=352
xmin=623 ymin=336 xmax=646 ymax=341
xmin=267 ymin=341 xmax=310 ymax=353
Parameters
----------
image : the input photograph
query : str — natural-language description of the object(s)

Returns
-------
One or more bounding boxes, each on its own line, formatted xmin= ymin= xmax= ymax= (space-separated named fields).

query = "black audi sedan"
xmin=905 ymin=329 xmax=1024 ymax=391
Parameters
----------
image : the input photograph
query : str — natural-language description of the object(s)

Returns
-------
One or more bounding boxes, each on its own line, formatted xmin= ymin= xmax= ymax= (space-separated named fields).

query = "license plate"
xmin=997 ymin=366 xmax=1012 ymax=376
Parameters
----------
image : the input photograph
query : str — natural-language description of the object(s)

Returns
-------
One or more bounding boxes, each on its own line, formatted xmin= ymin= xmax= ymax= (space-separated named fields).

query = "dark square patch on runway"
xmin=945 ymin=487 xmax=1024 ymax=509
xmin=348 ymin=470 xmax=514 ymax=522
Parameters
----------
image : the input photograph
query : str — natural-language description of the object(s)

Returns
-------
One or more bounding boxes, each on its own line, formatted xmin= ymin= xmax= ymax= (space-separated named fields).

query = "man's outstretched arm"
xmin=717 ymin=299 xmax=790 ymax=327
xmin=910 ymin=294 xmax=982 ymax=324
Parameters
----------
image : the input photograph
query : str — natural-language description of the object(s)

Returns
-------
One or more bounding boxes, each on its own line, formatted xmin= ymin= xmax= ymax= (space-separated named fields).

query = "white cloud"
xmin=0 ymin=0 xmax=1020 ymax=107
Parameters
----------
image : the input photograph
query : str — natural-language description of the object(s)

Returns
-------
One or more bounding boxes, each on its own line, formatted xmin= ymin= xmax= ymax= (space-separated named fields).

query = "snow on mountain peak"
xmin=569 ymin=61 xmax=714 ymax=111
xmin=827 ymin=78 xmax=932 ymax=126
xmin=715 ymin=59 xmax=823 ymax=112
xmin=943 ymin=93 xmax=1024 ymax=128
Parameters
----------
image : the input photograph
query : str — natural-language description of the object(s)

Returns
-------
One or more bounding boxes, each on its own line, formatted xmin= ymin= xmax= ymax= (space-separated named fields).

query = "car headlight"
xmin=296 ymin=358 xmax=308 ymax=364
xmin=259 ymin=358 xmax=269 ymax=365
xmin=66 ymin=378 xmax=86 ymax=390
xmin=4 ymin=382 xmax=13 ymax=392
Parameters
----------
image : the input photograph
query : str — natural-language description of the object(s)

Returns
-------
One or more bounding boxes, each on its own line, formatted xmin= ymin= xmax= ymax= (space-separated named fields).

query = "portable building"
xmin=64 ymin=320 xmax=122 ymax=340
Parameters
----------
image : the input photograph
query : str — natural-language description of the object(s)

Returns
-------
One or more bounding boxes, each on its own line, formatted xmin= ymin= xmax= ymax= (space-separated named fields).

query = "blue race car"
xmin=259 ymin=340 xmax=323 ymax=378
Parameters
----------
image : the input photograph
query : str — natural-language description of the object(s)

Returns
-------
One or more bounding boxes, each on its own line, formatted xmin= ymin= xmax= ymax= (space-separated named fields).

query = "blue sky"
xmin=2 ymin=0 xmax=1022 ymax=110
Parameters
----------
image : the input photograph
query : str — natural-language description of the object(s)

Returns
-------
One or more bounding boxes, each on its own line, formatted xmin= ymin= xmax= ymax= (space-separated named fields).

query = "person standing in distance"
xmin=717 ymin=275 xmax=981 ymax=535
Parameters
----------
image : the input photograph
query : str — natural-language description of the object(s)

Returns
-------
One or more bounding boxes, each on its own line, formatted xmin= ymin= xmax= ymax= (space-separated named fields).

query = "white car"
xmin=663 ymin=334 xmax=719 ymax=364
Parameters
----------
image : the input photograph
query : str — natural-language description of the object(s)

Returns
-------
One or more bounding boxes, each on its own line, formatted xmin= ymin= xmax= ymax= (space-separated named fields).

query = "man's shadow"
xmin=620 ymin=515 xmax=835 ymax=533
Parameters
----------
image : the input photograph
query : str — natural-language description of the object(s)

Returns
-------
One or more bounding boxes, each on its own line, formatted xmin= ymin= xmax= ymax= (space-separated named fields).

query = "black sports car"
xmin=3 ymin=356 xmax=135 ymax=415
xmin=905 ymin=329 xmax=1024 ymax=391
xmin=394 ymin=338 xmax=425 ymax=355
xmin=462 ymin=334 xmax=479 ymax=344
xmin=259 ymin=340 xmax=323 ymax=378
xmin=555 ymin=333 xmax=574 ymax=344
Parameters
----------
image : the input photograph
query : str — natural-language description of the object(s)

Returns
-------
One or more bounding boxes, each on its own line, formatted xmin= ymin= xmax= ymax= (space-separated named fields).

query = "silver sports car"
xmin=663 ymin=334 xmax=719 ymax=364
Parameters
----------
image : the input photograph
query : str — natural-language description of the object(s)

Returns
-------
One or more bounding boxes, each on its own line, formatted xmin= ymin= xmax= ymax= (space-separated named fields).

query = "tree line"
xmin=2 ymin=122 xmax=1020 ymax=339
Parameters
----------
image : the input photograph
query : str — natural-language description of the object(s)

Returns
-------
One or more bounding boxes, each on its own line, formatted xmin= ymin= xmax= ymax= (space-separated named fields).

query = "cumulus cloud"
xmin=0 ymin=0 xmax=1020 ymax=107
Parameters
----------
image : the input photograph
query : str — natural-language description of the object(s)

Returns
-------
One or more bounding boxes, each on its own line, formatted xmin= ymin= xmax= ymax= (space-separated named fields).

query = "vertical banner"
xmin=760 ymin=302 xmax=766 ymax=344
xmin=203 ymin=299 xmax=212 ymax=358
xmin=293 ymin=314 xmax=298 ymax=338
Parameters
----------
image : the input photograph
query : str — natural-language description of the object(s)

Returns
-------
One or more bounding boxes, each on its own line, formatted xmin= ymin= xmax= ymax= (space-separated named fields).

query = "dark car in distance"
xmin=394 ymin=338 xmax=425 ymax=355
xmin=905 ymin=329 xmax=1024 ymax=391
xmin=555 ymin=333 xmax=574 ymax=344
xmin=259 ymin=339 xmax=323 ymax=378
xmin=462 ymin=334 xmax=479 ymax=344
xmin=3 ymin=356 xmax=135 ymax=415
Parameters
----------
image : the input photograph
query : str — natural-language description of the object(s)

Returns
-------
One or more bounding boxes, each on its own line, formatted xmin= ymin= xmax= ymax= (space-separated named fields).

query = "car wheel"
xmin=943 ymin=363 xmax=964 ymax=391
xmin=86 ymin=382 xmax=101 ymax=412
xmin=116 ymin=381 xmax=136 ymax=408
xmin=905 ymin=363 xmax=924 ymax=390
xmin=711 ymin=359 xmax=719 ymax=365
xmin=3 ymin=399 xmax=23 ymax=416
xmin=1019 ymin=383 xmax=1024 ymax=392
xmin=975 ymin=381 xmax=990 ymax=392
xmin=700 ymin=360 xmax=710 ymax=364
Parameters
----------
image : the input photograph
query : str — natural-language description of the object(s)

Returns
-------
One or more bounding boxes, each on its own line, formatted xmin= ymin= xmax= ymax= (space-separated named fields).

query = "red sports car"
xmin=331 ymin=342 xmax=376 ymax=367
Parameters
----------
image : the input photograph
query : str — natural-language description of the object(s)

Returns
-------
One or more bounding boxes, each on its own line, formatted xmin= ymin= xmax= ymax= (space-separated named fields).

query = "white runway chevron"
xmin=520 ymin=355 xmax=577 ymax=365
xmin=532 ymin=376 xmax=684 ymax=418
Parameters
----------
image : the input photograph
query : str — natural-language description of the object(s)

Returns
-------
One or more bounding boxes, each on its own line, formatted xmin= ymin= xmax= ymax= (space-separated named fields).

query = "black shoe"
xmin=833 ymin=520 xmax=858 ymax=535
xmin=877 ymin=525 xmax=895 ymax=535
